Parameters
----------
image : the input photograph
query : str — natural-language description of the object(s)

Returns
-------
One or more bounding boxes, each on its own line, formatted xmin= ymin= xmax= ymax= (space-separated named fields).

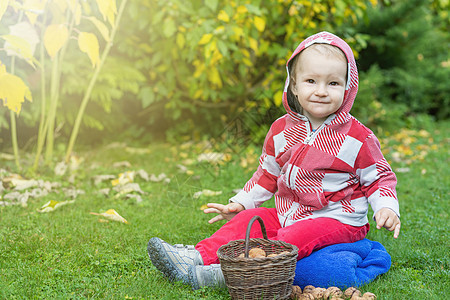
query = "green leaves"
xmin=163 ymin=19 xmax=177 ymax=38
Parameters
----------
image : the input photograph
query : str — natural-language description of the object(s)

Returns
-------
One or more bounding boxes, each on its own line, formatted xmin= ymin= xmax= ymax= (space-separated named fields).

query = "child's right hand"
xmin=203 ymin=202 xmax=245 ymax=224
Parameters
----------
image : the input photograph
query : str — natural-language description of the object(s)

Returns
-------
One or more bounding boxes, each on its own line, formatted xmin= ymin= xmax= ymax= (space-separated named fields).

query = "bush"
xmin=355 ymin=0 xmax=449 ymax=123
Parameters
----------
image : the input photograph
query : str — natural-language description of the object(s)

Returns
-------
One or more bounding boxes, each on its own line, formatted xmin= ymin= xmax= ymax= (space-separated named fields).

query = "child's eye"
xmin=329 ymin=81 xmax=340 ymax=86
xmin=306 ymin=79 xmax=315 ymax=83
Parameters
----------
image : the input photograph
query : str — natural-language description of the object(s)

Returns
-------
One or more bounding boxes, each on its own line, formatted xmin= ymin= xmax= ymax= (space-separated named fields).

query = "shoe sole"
xmin=147 ymin=237 xmax=188 ymax=283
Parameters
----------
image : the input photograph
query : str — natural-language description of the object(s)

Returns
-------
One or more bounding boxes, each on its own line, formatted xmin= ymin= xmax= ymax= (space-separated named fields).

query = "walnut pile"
xmin=290 ymin=285 xmax=377 ymax=300
xmin=237 ymin=247 xmax=290 ymax=258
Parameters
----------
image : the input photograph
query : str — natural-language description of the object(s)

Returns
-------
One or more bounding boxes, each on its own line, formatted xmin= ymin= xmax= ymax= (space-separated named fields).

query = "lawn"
xmin=0 ymin=121 xmax=448 ymax=299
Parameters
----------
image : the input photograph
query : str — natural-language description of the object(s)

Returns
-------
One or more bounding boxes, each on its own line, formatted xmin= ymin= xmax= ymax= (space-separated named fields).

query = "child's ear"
xmin=289 ymin=79 xmax=297 ymax=95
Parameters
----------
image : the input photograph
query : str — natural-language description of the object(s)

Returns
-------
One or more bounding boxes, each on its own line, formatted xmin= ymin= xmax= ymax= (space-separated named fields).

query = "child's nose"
xmin=314 ymin=84 xmax=328 ymax=96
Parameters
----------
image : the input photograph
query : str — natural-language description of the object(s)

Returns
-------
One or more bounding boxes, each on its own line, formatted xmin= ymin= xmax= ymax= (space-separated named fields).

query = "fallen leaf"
xmin=62 ymin=188 xmax=85 ymax=199
xmin=396 ymin=167 xmax=410 ymax=173
xmin=149 ymin=173 xmax=170 ymax=183
xmin=136 ymin=169 xmax=149 ymax=181
xmin=37 ymin=200 xmax=75 ymax=213
xmin=3 ymin=191 xmax=29 ymax=207
xmin=193 ymin=189 xmax=222 ymax=199
xmin=125 ymin=194 xmax=143 ymax=203
xmin=111 ymin=171 xmax=135 ymax=186
xmin=90 ymin=209 xmax=128 ymax=224
xmin=125 ymin=147 xmax=151 ymax=155
xmin=54 ymin=161 xmax=67 ymax=176
xmin=0 ymin=152 xmax=15 ymax=160
xmin=10 ymin=178 xmax=38 ymax=190
xmin=197 ymin=152 xmax=231 ymax=164
xmin=113 ymin=183 xmax=144 ymax=195
xmin=93 ymin=174 xmax=115 ymax=186
xmin=99 ymin=188 xmax=110 ymax=196
xmin=112 ymin=161 xmax=131 ymax=168
xmin=28 ymin=188 xmax=48 ymax=198
xmin=69 ymin=155 xmax=84 ymax=171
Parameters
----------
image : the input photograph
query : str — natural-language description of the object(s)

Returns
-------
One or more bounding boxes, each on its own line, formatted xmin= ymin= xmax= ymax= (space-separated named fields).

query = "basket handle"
xmin=244 ymin=215 xmax=268 ymax=258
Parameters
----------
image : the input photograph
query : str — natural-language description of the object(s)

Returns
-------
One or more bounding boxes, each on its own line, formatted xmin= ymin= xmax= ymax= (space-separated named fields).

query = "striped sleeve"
xmin=355 ymin=133 xmax=400 ymax=218
xmin=229 ymin=124 xmax=280 ymax=209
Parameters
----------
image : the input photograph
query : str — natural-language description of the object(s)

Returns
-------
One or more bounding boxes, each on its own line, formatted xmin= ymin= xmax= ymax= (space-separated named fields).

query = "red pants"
xmin=195 ymin=207 xmax=369 ymax=265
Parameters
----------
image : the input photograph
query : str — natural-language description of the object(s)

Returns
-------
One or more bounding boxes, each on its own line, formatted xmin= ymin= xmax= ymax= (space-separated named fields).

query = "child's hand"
xmin=374 ymin=207 xmax=401 ymax=239
xmin=203 ymin=202 xmax=245 ymax=224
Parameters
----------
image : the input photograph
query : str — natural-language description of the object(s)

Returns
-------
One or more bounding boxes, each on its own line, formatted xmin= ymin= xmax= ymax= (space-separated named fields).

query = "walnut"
xmin=248 ymin=247 xmax=266 ymax=258
xmin=323 ymin=287 xmax=343 ymax=299
xmin=362 ymin=292 xmax=377 ymax=300
xmin=297 ymin=293 xmax=315 ymax=300
xmin=310 ymin=287 xmax=326 ymax=299
xmin=303 ymin=285 xmax=315 ymax=294
xmin=290 ymin=285 xmax=303 ymax=299
xmin=344 ymin=287 xmax=361 ymax=299
xmin=267 ymin=253 xmax=278 ymax=257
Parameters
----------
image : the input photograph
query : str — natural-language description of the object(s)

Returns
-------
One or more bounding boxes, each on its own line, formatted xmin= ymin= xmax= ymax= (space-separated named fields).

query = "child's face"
xmin=291 ymin=47 xmax=347 ymax=128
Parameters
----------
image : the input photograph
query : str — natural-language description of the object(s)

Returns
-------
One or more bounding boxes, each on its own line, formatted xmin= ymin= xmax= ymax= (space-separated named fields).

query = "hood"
xmin=282 ymin=31 xmax=359 ymax=122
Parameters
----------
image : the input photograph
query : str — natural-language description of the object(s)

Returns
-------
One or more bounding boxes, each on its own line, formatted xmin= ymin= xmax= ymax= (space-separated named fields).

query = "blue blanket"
xmin=293 ymin=239 xmax=391 ymax=289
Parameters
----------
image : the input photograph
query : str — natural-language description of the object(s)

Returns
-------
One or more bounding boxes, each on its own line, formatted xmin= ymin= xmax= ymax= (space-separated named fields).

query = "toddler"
xmin=147 ymin=31 xmax=401 ymax=290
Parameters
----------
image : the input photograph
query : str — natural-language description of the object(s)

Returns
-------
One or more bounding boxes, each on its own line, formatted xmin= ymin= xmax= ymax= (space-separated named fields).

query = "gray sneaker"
xmin=147 ymin=237 xmax=203 ymax=283
xmin=188 ymin=264 xmax=226 ymax=290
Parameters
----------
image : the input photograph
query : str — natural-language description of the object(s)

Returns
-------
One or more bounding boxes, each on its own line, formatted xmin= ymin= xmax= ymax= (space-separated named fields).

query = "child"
xmin=147 ymin=31 xmax=401 ymax=290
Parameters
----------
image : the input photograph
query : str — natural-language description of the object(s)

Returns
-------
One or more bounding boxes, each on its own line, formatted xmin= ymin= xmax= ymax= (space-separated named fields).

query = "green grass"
xmin=0 ymin=121 xmax=448 ymax=299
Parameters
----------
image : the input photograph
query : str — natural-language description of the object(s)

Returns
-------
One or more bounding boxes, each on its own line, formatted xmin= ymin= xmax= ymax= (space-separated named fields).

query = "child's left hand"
xmin=374 ymin=207 xmax=401 ymax=239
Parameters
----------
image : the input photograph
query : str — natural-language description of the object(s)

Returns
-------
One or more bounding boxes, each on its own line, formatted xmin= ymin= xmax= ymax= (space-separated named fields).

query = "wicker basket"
xmin=217 ymin=215 xmax=298 ymax=300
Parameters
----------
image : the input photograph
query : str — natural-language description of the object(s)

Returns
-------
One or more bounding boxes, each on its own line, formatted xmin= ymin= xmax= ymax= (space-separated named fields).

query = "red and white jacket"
xmin=230 ymin=32 xmax=399 ymax=227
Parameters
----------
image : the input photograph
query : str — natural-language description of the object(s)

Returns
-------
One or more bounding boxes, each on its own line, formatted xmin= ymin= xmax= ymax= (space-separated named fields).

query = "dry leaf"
xmin=93 ymin=174 xmax=115 ymax=186
xmin=3 ymin=191 xmax=29 ymax=207
xmin=149 ymin=173 xmax=170 ymax=183
xmin=54 ymin=161 xmax=67 ymax=176
xmin=125 ymin=194 xmax=143 ymax=203
xmin=111 ymin=171 xmax=135 ymax=186
xmin=99 ymin=188 xmax=110 ymax=196
xmin=28 ymin=188 xmax=48 ymax=198
xmin=125 ymin=147 xmax=151 ymax=155
xmin=197 ymin=152 xmax=231 ymax=164
xmin=136 ymin=169 xmax=149 ymax=181
xmin=62 ymin=188 xmax=85 ymax=199
xmin=113 ymin=183 xmax=144 ymax=195
xmin=193 ymin=189 xmax=222 ymax=199
xmin=37 ymin=200 xmax=75 ymax=213
xmin=0 ymin=152 xmax=15 ymax=160
xmin=112 ymin=161 xmax=131 ymax=168
xmin=10 ymin=178 xmax=38 ymax=190
xmin=90 ymin=209 xmax=128 ymax=224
